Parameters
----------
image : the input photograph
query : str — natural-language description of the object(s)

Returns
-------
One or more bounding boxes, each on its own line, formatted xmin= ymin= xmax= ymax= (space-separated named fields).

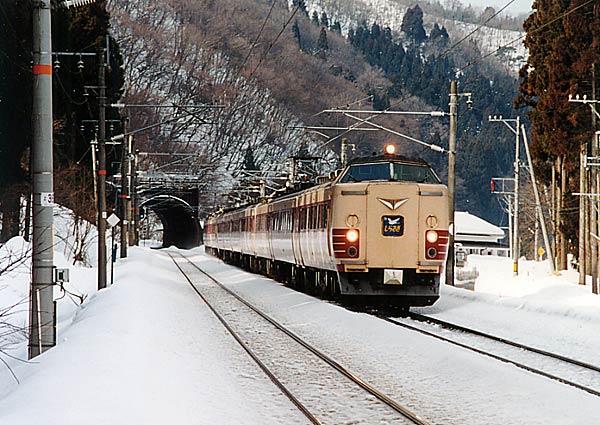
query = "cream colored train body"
xmin=205 ymin=154 xmax=449 ymax=306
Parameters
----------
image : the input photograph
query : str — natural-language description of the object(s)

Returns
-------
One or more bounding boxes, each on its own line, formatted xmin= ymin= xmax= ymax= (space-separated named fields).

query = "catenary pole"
xmin=514 ymin=116 xmax=520 ymax=276
xmin=29 ymin=0 xmax=56 ymax=358
xmin=522 ymin=126 xmax=555 ymax=273
xmin=446 ymin=81 xmax=457 ymax=286
xmin=128 ymin=136 xmax=135 ymax=246
xmin=489 ymin=115 xmax=520 ymax=276
xmin=120 ymin=117 xmax=129 ymax=258
xmin=579 ymin=143 xmax=588 ymax=284
xmin=97 ymin=45 xmax=107 ymax=289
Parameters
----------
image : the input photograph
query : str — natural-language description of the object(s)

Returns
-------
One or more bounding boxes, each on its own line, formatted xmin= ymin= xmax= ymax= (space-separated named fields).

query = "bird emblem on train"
xmin=385 ymin=217 xmax=402 ymax=226
xmin=377 ymin=198 xmax=408 ymax=211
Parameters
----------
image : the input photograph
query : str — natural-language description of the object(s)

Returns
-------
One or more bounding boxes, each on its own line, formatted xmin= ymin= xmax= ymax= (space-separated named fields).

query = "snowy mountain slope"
xmin=301 ymin=0 xmax=527 ymax=71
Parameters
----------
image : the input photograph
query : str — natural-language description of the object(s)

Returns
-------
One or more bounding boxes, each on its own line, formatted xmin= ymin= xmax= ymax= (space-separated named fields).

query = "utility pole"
xmin=489 ymin=115 xmax=520 ymax=276
xmin=592 ymin=63 xmax=598 ymax=293
xmin=29 ymin=0 xmax=56 ymax=358
xmin=446 ymin=81 xmax=457 ymax=286
xmin=120 ymin=117 xmax=129 ymax=258
xmin=579 ymin=143 xmax=588 ymax=284
xmin=569 ymin=92 xmax=600 ymax=288
xmin=127 ymin=134 xmax=135 ymax=246
xmin=132 ymin=150 xmax=140 ymax=245
xmin=522 ymin=126 xmax=555 ymax=273
xmin=341 ymin=138 xmax=348 ymax=166
xmin=97 ymin=45 xmax=107 ymax=290
xmin=514 ymin=117 xmax=520 ymax=276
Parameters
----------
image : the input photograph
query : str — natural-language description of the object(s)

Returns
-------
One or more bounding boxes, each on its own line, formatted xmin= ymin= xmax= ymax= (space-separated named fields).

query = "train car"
xmin=205 ymin=146 xmax=449 ymax=307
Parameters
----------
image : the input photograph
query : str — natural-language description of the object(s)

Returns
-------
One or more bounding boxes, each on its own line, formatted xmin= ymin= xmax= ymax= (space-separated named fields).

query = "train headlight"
xmin=426 ymin=230 xmax=438 ymax=244
xmin=346 ymin=229 xmax=359 ymax=243
xmin=385 ymin=144 xmax=396 ymax=155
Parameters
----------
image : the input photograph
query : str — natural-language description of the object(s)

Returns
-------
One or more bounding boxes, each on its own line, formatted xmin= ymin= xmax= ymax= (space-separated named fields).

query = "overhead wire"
xmin=241 ymin=0 xmax=278 ymax=70
xmin=249 ymin=2 xmax=303 ymax=79
xmin=440 ymin=0 xmax=517 ymax=58
xmin=459 ymin=0 xmax=596 ymax=72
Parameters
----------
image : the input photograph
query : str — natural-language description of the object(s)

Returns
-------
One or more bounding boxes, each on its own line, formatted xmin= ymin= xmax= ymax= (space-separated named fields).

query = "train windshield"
xmin=392 ymin=163 xmax=439 ymax=183
xmin=340 ymin=162 xmax=440 ymax=183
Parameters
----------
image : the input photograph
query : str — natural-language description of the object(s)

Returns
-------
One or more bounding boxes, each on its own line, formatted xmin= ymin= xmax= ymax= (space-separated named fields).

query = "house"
xmin=454 ymin=211 xmax=508 ymax=257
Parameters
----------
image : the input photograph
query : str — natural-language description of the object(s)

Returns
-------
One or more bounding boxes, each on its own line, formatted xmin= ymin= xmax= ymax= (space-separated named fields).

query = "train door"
xmin=292 ymin=196 xmax=305 ymax=267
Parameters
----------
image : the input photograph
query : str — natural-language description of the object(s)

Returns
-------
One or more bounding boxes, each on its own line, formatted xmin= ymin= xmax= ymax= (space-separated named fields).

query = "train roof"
xmin=208 ymin=154 xmax=435 ymax=218
xmin=346 ymin=154 xmax=430 ymax=166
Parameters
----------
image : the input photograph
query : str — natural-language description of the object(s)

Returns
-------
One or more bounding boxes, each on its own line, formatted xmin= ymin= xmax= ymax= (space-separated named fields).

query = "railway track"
xmin=169 ymin=251 xmax=429 ymax=425
xmin=383 ymin=313 xmax=600 ymax=398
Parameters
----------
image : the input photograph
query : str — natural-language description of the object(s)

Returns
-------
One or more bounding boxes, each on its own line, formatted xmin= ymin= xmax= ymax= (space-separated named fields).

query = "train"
xmin=204 ymin=145 xmax=449 ymax=307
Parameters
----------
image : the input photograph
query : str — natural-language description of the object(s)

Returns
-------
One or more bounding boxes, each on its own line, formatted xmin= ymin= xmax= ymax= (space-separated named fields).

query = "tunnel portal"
xmin=140 ymin=195 xmax=201 ymax=249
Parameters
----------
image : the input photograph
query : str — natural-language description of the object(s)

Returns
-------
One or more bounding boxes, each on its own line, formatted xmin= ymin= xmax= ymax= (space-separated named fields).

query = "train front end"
xmin=331 ymin=151 xmax=449 ymax=306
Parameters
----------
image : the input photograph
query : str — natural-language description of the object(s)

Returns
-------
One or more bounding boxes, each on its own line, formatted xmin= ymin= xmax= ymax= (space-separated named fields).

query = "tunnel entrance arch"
xmin=139 ymin=194 xmax=201 ymax=249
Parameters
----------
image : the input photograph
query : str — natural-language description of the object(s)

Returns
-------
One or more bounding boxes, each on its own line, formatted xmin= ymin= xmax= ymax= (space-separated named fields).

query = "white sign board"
xmin=41 ymin=192 xmax=54 ymax=206
xmin=106 ymin=213 xmax=120 ymax=228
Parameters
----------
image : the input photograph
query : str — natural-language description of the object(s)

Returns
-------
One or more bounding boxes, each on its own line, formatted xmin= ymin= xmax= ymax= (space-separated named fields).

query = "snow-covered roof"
xmin=454 ymin=211 xmax=505 ymax=243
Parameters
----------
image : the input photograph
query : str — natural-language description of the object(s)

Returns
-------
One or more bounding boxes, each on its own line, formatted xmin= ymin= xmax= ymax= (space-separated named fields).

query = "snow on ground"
xmin=420 ymin=255 xmax=600 ymax=365
xmin=1 ymin=241 xmax=600 ymax=423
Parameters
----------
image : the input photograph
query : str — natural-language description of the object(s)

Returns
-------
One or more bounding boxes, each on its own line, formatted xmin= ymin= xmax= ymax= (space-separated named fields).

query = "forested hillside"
xmin=107 ymin=0 xmax=524 ymax=224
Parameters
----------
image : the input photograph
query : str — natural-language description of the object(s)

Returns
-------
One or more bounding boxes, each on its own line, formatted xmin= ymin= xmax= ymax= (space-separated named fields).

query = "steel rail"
xmin=168 ymin=252 xmax=321 ymax=425
xmin=173 ymin=251 xmax=429 ymax=425
xmin=408 ymin=313 xmax=600 ymax=373
xmin=383 ymin=316 xmax=600 ymax=398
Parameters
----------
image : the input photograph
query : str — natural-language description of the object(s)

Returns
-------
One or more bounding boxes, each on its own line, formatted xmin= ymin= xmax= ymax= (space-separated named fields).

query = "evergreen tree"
xmin=292 ymin=0 xmax=309 ymax=17
xmin=516 ymin=0 xmax=598 ymax=247
xmin=480 ymin=6 xmax=496 ymax=23
xmin=371 ymin=91 xmax=390 ymax=110
xmin=312 ymin=10 xmax=320 ymax=26
xmin=292 ymin=19 xmax=302 ymax=50
xmin=331 ymin=21 xmax=342 ymax=34
xmin=320 ymin=12 xmax=329 ymax=29
xmin=429 ymin=23 xmax=449 ymax=46
xmin=517 ymin=0 xmax=596 ymax=170
xmin=243 ymin=146 xmax=259 ymax=171
xmin=401 ymin=5 xmax=427 ymax=42
xmin=317 ymin=27 xmax=329 ymax=52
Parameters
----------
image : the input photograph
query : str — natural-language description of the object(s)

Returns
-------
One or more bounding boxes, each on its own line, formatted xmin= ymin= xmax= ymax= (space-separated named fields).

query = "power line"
xmin=241 ymin=0 xmax=278 ymax=70
xmin=440 ymin=0 xmax=517 ymax=58
xmin=460 ymin=0 xmax=596 ymax=72
xmin=249 ymin=2 xmax=302 ymax=79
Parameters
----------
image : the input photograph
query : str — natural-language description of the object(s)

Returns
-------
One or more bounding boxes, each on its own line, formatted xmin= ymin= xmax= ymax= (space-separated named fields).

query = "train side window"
xmin=301 ymin=208 xmax=306 ymax=230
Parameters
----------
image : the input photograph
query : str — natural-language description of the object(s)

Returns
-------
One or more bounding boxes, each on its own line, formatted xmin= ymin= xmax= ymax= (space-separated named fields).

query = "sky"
xmin=457 ymin=0 xmax=534 ymax=16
